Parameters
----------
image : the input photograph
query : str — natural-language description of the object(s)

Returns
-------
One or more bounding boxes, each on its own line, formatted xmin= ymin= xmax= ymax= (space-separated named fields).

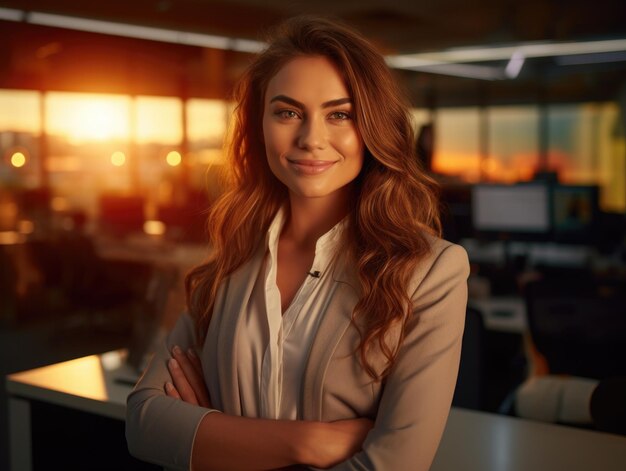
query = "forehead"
xmin=265 ymin=55 xmax=350 ymax=102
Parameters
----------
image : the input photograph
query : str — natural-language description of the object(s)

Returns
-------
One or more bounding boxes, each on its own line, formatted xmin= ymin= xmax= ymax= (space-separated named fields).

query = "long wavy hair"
xmin=186 ymin=15 xmax=441 ymax=381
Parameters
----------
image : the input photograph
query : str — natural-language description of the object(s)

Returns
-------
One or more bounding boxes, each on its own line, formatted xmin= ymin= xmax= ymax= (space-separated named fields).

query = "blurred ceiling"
xmin=3 ymin=0 xmax=625 ymax=52
xmin=1 ymin=0 xmax=625 ymax=106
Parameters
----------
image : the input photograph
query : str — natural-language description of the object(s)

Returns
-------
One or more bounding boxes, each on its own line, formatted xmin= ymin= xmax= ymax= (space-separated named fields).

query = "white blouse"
xmin=237 ymin=208 xmax=346 ymax=420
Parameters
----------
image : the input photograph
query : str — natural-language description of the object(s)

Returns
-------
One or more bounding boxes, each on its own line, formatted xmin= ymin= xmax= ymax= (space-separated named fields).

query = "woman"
xmin=126 ymin=15 xmax=469 ymax=471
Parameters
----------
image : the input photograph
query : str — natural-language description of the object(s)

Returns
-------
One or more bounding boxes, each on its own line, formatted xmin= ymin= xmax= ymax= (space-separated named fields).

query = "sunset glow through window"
xmin=45 ymin=92 xmax=131 ymax=143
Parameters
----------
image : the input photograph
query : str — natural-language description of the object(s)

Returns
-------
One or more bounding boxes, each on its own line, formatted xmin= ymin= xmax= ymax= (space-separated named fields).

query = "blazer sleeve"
xmin=126 ymin=312 xmax=219 ymax=471
xmin=330 ymin=243 xmax=469 ymax=471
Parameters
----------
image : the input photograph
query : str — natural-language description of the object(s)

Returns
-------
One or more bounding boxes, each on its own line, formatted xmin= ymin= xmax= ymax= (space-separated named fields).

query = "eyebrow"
xmin=269 ymin=95 xmax=352 ymax=109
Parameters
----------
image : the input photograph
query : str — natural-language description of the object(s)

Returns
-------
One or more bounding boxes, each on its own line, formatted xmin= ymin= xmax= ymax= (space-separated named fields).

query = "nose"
xmin=297 ymin=115 xmax=328 ymax=151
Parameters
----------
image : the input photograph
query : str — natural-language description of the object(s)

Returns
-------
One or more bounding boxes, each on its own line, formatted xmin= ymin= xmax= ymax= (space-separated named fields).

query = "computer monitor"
xmin=552 ymin=185 xmax=598 ymax=243
xmin=472 ymin=183 xmax=551 ymax=238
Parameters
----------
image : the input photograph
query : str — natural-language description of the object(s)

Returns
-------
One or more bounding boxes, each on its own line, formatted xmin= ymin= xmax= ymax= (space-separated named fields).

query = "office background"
xmin=1 ymin=1 xmax=626 ymax=469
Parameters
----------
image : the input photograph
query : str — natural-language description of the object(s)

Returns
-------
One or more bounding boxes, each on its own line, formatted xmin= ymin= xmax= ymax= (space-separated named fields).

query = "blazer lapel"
xmin=211 ymin=245 xmax=265 ymax=415
xmin=301 ymin=254 xmax=360 ymax=420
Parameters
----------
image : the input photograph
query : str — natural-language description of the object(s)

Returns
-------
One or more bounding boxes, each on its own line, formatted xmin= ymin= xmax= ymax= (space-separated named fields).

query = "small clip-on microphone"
xmin=308 ymin=270 xmax=321 ymax=278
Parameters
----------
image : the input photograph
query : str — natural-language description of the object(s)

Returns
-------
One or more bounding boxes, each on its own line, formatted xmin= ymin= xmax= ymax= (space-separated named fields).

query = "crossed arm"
xmin=127 ymin=243 xmax=469 ymax=470
xmin=165 ymin=346 xmax=372 ymax=471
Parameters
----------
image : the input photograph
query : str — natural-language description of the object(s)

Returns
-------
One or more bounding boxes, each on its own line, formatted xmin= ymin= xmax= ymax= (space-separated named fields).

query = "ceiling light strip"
xmin=415 ymin=64 xmax=505 ymax=81
xmin=556 ymin=51 xmax=626 ymax=66
xmin=391 ymin=39 xmax=626 ymax=67
xmin=6 ymin=10 xmax=266 ymax=53
xmin=0 ymin=7 xmax=22 ymax=21
xmin=505 ymin=52 xmax=525 ymax=79
xmin=3 ymin=7 xmax=625 ymax=81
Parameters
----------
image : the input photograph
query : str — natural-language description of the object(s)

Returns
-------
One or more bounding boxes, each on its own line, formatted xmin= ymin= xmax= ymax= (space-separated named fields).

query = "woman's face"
xmin=262 ymin=55 xmax=364 ymax=204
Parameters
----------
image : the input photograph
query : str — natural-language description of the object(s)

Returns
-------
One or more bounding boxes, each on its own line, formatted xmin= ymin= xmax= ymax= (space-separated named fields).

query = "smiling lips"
xmin=287 ymin=158 xmax=337 ymax=175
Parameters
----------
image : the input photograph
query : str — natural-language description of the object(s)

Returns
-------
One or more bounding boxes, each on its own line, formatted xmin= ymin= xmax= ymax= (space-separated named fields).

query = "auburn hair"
xmin=185 ymin=15 xmax=441 ymax=381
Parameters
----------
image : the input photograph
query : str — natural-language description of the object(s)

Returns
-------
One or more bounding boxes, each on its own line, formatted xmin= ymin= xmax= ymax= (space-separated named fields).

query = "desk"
xmin=6 ymin=350 xmax=137 ymax=471
xmin=7 ymin=351 xmax=626 ymax=471
xmin=431 ymin=408 xmax=626 ymax=471
xmin=94 ymin=236 xmax=209 ymax=268
xmin=95 ymin=238 xmax=209 ymax=332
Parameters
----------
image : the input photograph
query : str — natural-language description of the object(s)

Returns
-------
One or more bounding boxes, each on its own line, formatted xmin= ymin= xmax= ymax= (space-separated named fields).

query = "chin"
xmin=290 ymin=184 xmax=352 ymax=202
xmin=292 ymin=189 xmax=329 ymax=199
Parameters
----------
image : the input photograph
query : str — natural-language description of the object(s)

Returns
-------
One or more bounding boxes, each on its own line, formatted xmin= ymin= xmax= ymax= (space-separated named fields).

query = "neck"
xmin=282 ymin=191 xmax=351 ymax=249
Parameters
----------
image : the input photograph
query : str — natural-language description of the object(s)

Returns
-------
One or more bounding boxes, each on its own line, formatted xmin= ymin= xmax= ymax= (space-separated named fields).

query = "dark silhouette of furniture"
xmin=525 ymin=278 xmax=626 ymax=380
xmin=99 ymin=195 xmax=145 ymax=237
xmin=453 ymin=307 xmax=485 ymax=410
xmin=591 ymin=377 xmax=626 ymax=436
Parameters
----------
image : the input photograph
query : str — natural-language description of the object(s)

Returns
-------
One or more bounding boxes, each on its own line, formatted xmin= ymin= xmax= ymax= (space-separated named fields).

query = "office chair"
xmin=590 ymin=377 xmax=626 ymax=436
xmin=500 ymin=279 xmax=626 ymax=426
xmin=452 ymin=307 xmax=485 ymax=410
xmin=524 ymin=278 xmax=626 ymax=380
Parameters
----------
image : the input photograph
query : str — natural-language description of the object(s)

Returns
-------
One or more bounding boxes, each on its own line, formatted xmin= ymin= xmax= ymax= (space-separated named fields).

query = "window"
xmin=410 ymin=108 xmax=432 ymax=134
xmin=434 ymin=107 xmax=481 ymax=182
xmin=135 ymin=96 xmax=183 ymax=188
xmin=487 ymin=106 xmax=539 ymax=183
xmin=186 ymin=99 xmax=229 ymax=193
xmin=548 ymin=103 xmax=624 ymax=211
xmin=0 ymin=89 xmax=41 ymax=188
xmin=45 ymin=92 xmax=133 ymax=213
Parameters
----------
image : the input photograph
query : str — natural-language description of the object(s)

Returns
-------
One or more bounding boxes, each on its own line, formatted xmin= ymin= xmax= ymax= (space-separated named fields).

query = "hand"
xmin=305 ymin=418 xmax=374 ymax=468
xmin=165 ymin=345 xmax=212 ymax=408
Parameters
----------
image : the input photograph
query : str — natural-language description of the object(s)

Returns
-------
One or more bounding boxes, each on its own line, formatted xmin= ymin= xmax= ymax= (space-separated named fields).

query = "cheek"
xmin=263 ymin=121 xmax=291 ymax=160
xmin=335 ymin=129 xmax=365 ymax=166
xmin=262 ymin=120 xmax=286 ymax=180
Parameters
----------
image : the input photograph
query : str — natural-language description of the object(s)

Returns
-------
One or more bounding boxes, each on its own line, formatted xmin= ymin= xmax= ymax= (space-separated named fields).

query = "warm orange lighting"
xmin=17 ymin=220 xmax=34 ymax=234
xmin=0 ymin=202 xmax=18 ymax=228
xmin=111 ymin=151 xmax=126 ymax=167
xmin=143 ymin=220 xmax=166 ymax=236
xmin=433 ymin=152 xmax=482 ymax=182
xmin=46 ymin=156 xmax=82 ymax=172
xmin=136 ymin=96 xmax=183 ymax=144
xmin=166 ymin=151 xmax=182 ymax=167
xmin=434 ymin=151 xmax=538 ymax=183
xmin=61 ymin=217 xmax=75 ymax=231
xmin=9 ymin=355 xmax=109 ymax=401
xmin=11 ymin=152 xmax=26 ymax=168
xmin=190 ymin=149 xmax=226 ymax=166
xmin=0 ymin=231 xmax=22 ymax=245
xmin=46 ymin=93 xmax=131 ymax=144
xmin=0 ymin=90 xmax=41 ymax=134
xmin=51 ymin=197 xmax=69 ymax=212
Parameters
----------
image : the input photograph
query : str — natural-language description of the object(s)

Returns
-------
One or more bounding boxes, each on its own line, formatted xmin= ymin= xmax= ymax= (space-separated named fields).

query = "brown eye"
xmin=276 ymin=110 xmax=300 ymax=119
xmin=329 ymin=111 xmax=351 ymax=120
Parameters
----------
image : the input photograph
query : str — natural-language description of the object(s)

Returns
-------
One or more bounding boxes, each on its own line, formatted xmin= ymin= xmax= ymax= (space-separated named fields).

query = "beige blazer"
xmin=126 ymin=236 xmax=469 ymax=471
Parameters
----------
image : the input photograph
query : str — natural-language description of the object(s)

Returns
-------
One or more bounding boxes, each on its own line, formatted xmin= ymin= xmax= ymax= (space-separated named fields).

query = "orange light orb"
xmin=166 ymin=151 xmax=182 ymax=167
xmin=11 ymin=152 xmax=26 ymax=168
xmin=111 ymin=151 xmax=126 ymax=166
